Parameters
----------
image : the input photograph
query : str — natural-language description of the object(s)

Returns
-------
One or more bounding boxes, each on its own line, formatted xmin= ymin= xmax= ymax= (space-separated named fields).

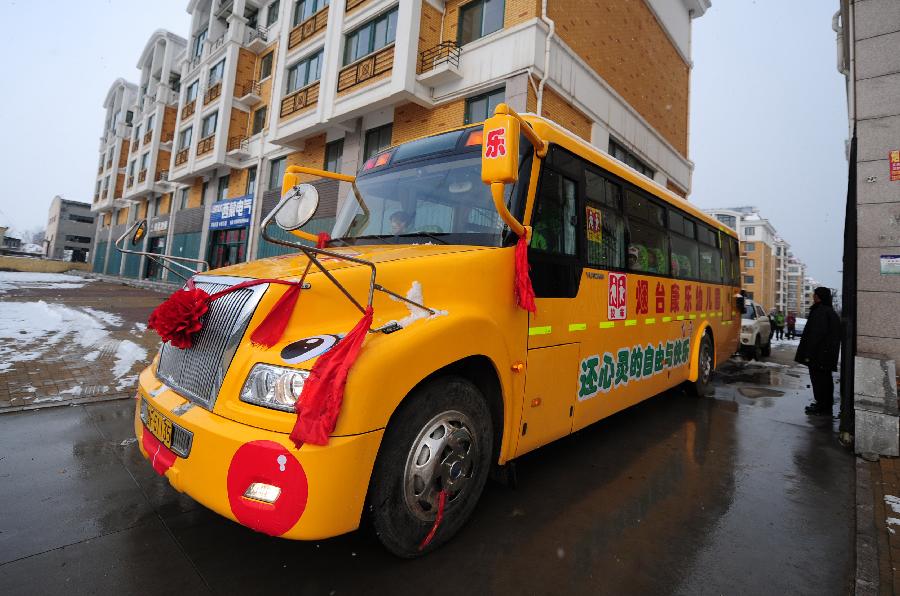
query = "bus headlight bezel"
xmin=240 ymin=363 xmax=309 ymax=412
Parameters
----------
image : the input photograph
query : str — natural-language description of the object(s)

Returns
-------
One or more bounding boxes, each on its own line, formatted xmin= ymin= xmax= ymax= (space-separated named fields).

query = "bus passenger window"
xmin=668 ymin=210 xmax=698 ymax=279
xmin=626 ymin=190 xmax=668 ymax=275
xmin=586 ymin=202 xmax=624 ymax=268
xmin=697 ymin=225 xmax=723 ymax=283
xmin=531 ymin=169 xmax=577 ymax=255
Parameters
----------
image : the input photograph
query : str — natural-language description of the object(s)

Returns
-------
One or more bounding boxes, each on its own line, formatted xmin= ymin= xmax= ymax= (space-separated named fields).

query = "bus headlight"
xmin=240 ymin=364 xmax=309 ymax=412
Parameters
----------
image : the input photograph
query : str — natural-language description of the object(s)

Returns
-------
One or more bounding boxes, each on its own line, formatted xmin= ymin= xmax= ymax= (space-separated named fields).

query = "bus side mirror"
xmin=481 ymin=110 xmax=521 ymax=185
xmin=131 ymin=220 xmax=147 ymax=246
xmin=275 ymin=183 xmax=319 ymax=231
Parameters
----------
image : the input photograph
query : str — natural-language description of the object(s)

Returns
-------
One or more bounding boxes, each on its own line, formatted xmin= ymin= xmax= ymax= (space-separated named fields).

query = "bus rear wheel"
xmin=367 ymin=376 xmax=493 ymax=557
xmin=689 ymin=334 xmax=714 ymax=397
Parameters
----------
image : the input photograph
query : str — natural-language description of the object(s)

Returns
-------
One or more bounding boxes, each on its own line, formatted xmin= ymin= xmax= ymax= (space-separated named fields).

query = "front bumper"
xmin=134 ymin=369 xmax=384 ymax=540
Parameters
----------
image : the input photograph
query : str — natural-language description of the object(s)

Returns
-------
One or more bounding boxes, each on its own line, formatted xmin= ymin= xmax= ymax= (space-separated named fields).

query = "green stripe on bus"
xmin=624 ymin=320 xmax=637 ymax=327
xmin=662 ymin=316 xmax=672 ymax=322
xmin=676 ymin=315 xmax=685 ymax=321
xmin=644 ymin=318 xmax=656 ymax=324
xmin=598 ymin=322 xmax=616 ymax=329
xmin=529 ymin=326 xmax=552 ymax=336
xmin=568 ymin=323 xmax=587 ymax=332
xmin=688 ymin=314 xmax=697 ymax=319
xmin=700 ymin=313 xmax=707 ymax=318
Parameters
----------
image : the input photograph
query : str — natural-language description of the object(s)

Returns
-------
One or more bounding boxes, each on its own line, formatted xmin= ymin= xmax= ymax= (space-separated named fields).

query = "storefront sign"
xmin=209 ymin=195 xmax=253 ymax=230
xmin=890 ymin=150 xmax=900 ymax=182
xmin=881 ymin=255 xmax=900 ymax=275
xmin=150 ymin=220 xmax=168 ymax=234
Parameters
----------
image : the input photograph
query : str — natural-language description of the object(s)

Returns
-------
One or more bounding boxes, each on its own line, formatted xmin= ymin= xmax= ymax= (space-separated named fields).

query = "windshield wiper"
xmin=354 ymin=234 xmax=400 ymax=244
xmin=397 ymin=231 xmax=450 ymax=245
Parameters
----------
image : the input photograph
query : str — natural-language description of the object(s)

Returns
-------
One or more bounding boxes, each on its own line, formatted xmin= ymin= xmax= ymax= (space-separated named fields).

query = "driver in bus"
xmin=390 ymin=211 xmax=413 ymax=235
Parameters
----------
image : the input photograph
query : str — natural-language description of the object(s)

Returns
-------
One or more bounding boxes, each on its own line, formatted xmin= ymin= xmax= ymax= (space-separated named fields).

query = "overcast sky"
xmin=0 ymin=0 xmax=847 ymax=288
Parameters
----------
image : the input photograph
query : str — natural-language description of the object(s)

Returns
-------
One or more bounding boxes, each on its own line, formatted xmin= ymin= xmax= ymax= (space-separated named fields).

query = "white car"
xmin=740 ymin=300 xmax=772 ymax=359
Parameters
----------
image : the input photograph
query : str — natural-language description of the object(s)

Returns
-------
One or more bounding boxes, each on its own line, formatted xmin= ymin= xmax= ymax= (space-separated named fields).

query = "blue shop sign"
xmin=209 ymin=194 xmax=253 ymax=230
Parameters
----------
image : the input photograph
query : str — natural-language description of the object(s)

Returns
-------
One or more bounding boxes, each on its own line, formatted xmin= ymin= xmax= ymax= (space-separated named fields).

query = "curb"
xmin=857 ymin=457 xmax=879 ymax=595
xmin=73 ymin=271 xmax=178 ymax=294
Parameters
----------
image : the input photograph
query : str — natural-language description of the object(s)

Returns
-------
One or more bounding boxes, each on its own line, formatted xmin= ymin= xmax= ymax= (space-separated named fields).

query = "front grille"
xmin=156 ymin=277 xmax=268 ymax=409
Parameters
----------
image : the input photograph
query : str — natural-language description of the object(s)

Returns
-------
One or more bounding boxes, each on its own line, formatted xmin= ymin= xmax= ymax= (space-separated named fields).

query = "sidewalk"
xmin=862 ymin=454 xmax=900 ymax=595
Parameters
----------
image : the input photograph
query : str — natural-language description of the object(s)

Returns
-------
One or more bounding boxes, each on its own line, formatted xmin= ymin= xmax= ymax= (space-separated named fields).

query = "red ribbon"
xmin=289 ymin=307 xmax=374 ymax=447
xmin=514 ymin=234 xmax=536 ymax=313
xmin=316 ymin=232 xmax=330 ymax=248
xmin=418 ymin=489 xmax=448 ymax=551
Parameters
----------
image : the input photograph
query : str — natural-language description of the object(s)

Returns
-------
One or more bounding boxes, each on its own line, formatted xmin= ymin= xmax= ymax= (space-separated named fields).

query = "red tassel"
xmin=250 ymin=283 xmax=303 ymax=348
xmin=290 ymin=307 xmax=374 ymax=448
xmin=514 ymin=234 xmax=536 ymax=313
xmin=418 ymin=489 xmax=448 ymax=551
xmin=316 ymin=232 xmax=330 ymax=248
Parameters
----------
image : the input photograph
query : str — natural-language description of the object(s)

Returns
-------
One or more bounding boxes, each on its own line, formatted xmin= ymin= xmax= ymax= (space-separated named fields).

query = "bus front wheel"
xmin=689 ymin=334 xmax=714 ymax=397
xmin=367 ymin=375 xmax=493 ymax=557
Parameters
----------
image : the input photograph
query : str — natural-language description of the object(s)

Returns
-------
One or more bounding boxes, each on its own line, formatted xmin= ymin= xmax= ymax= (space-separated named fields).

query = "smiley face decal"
xmin=280 ymin=334 xmax=341 ymax=364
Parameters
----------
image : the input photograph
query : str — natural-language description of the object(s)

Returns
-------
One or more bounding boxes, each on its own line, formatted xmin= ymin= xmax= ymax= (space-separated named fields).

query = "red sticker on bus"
xmin=484 ymin=128 xmax=507 ymax=158
xmin=608 ymin=273 xmax=627 ymax=320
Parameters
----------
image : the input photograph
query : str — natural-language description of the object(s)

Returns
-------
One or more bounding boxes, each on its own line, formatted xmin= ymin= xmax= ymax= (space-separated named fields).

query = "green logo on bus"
xmin=578 ymin=337 xmax=691 ymax=401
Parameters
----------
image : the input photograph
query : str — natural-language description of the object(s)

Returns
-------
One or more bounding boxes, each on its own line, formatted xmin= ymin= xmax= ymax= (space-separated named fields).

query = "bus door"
xmin=516 ymin=157 xmax=583 ymax=457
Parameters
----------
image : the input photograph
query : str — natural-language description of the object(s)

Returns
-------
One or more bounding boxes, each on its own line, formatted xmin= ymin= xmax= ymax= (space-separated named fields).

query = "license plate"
xmin=145 ymin=401 xmax=173 ymax=449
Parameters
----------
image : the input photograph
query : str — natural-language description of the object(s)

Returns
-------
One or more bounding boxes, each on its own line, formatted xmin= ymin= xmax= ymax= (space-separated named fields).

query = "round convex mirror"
xmin=275 ymin=184 xmax=319 ymax=231
xmin=131 ymin=220 xmax=147 ymax=246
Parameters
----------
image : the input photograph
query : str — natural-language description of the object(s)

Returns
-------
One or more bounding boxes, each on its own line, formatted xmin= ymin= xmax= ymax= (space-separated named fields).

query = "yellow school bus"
xmin=132 ymin=105 xmax=740 ymax=557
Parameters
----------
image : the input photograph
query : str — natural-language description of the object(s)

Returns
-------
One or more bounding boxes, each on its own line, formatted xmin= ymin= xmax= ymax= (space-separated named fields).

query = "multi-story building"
xmin=91 ymin=0 xmax=710 ymax=281
xmin=704 ymin=206 xmax=783 ymax=311
xmin=801 ymin=275 xmax=819 ymax=314
xmin=773 ymin=237 xmax=790 ymax=314
xmin=785 ymin=256 xmax=806 ymax=317
xmin=45 ymin=196 xmax=96 ymax=262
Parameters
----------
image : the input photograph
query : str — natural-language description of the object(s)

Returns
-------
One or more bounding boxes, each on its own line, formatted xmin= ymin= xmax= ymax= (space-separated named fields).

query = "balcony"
xmin=97 ymin=165 xmax=103 ymax=175
xmin=345 ymin=0 xmax=368 ymax=12
xmin=204 ymin=82 xmax=222 ymax=106
xmin=280 ymin=81 xmax=320 ymax=119
xmin=159 ymin=132 xmax=174 ymax=151
xmin=181 ymin=100 xmax=196 ymax=120
xmin=208 ymin=34 xmax=226 ymax=56
xmin=226 ymin=136 xmax=250 ymax=159
xmin=174 ymin=148 xmax=190 ymax=167
xmin=337 ymin=45 xmax=394 ymax=94
xmin=288 ymin=8 xmax=328 ymax=50
xmin=127 ymin=175 xmax=135 ymax=187
xmin=235 ymin=79 xmax=262 ymax=109
xmin=245 ymin=26 xmax=269 ymax=52
xmin=131 ymin=139 xmax=139 ymax=153
xmin=196 ymin=135 xmax=215 ymax=156
xmin=138 ymin=169 xmax=147 ymax=184
xmin=106 ymin=159 xmax=113 ymax=170
xmin=143 ymin=131 xmax=153 ymax=145
xmin=156 ymin=170 xmax=169 ymax=183
xmin=417 ymin=42 xmax=462 ymax=86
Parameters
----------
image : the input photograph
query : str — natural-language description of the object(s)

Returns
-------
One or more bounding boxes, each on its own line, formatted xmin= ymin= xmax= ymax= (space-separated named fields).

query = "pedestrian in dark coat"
xmin=795 ymin=287 xmax=841 ymax=415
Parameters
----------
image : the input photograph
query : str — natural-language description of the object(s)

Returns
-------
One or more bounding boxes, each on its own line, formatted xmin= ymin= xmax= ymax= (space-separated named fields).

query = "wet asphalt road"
xmin=0 ymin=344 xmax=853 ymax=595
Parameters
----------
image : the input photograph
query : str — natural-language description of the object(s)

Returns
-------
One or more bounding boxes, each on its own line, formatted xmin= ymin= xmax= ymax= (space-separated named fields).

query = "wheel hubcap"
xmin=403 ymin=410 xmax=479 ymax=521
xmin=700 ymin=342 xmax=712 ymax=383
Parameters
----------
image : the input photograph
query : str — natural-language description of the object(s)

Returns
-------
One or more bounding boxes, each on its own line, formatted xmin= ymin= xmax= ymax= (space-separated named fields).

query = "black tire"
xmin=750 ymin=335 xmax=762 ymax=361
xmin=689 ymin=333 xmax=714 ymax=397
xmin=367 ymin=375 xmax=493 ymax=558
xmin=761 ymin=335 xmax=772 ymax=357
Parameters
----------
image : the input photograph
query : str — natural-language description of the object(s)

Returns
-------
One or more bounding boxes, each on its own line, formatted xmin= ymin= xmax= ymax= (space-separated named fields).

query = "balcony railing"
xmin=204 ymin=81 xmax=222 ymax=105
xmin=245 ymin=26 xmax=268 ymax=48
xmin=174 ymin=148 xmax=190 ymax=166
xmin=138 ymin=169 xmax=147 ymax=183
xmin=131 ymin=139 xmax=139 ymax=152
xmin=209 ymin=34 xmax=226 ymax=54
xmin=143 ymin=131 xmax=153 ymax=145
xmin=156 ymin=170 xmax=169 ymax=182
xmin=227 ymin=136 xmax=248 ymax=152
xmin=197 ymin=135 xmax=215 ymax=156
xmin=288 ymin=7 xmax=328 ymax=50
xmin=97 ymin=165 xmax=103 ymax=175
xmin=237 ymin=79 xmax=261 ymax=98
xmin=337 ymin=44 xmax=394 ymax=93
xmin=280 ymin=81 xmax=320 ymax=119
xmin=181 ymin=99 xmax=196 ymax=120
xmin=419 ymin=41 xmax=460 ymax=74
xmin=345 ymin=0 xmax=369 ymax=12
xmin=106 ymin=159 xmax=113 ymax=170
xmin=94 ymin=193 xmax=100 ymax=202
xmin=127 ymin=175 xmax=135 ymax=187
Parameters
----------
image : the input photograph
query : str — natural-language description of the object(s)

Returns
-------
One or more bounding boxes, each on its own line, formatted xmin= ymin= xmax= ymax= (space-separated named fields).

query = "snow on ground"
xmin=745 ymin=361 xmax=789 ymax=368
xmin=771 ymin=338 xmax=801 ymax=347
xmin=0 ymin=271 xmax=91 ymax=293
xmin=0 ymin=301 xmax=146 ymax=379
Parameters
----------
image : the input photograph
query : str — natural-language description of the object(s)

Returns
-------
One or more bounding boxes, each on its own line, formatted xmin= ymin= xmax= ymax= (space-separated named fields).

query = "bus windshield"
xmin=332 ymin=129 xmax=531 ymax=247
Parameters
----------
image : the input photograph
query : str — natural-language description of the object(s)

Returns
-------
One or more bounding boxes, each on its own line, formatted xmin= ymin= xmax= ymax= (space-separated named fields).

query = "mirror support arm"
xmin=113 ymin=220 xmax=209 ymax=282
xmin=281 ymin=165 xmax=362 ymax=243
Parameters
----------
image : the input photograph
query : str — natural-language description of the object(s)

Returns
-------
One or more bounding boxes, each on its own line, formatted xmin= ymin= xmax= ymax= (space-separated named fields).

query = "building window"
xmin=217 ymin=175 xmax=230 ymax=201
xmin=252 ymin=106 xmax=268 ymax=135
xmin=344 ymin=8 xmax=398 ymax=65
xmin=745 ymin=258 xmax=755 ymax=268
xmin=286 ymin=50 xmax=323 ymax=93
xmin=292 ymin=0 xmax=329 ymax=26
xmin=744 ymin=242 xmax=755 ymax=252
xmin=458 ymin=0 xmax=504 ymax=45
xmin=146 ymin=114 xmax=155 ymax=133
xmin=128 ymin=160 xmax=135 ymax=177
xmin=745 ymin=226 xmax=756 ymax=236
xmin=140 ymin=152 xmax=149 ymax=171
xmin=179 ymin=126 xmax=193 ymax=150
xmin=744 ymin=275 xmax=755 ymax=284
xmin=324 ymin=139 xmax=343 ymax=173
xmin=125 ymin=110 xmax=134 ymax=125
xmin=133 ymin=124 xmax=141 ymax=143
xmin=68 ymin=214 xmax=94 ymax=224
xmin=201 ymin=112 xmax=218 ymax=138
xmin=268 ymin=157 xmax=287 ymax=190
xmin=209 ymin=60 xmax=226 ymax=87
xmin=186 ymin=80 xmax=199 ymax=102
xmin=246 ymin=166 xmax=257 ymax=196
xmin=179 ymin=188 xmax=189 ymax=209
xmin=608 ymin=138 xmax=655 ymax=179
xmin=260 ymin=52 xmax=274 ymax=80
xmin=363 ymin=123 xmax=393 ymax=160
xmin=266 ymin=0 xmax=280 ymax=26
xmin=464 ymin=88 xmax=504 ymax=124
xmin=65 ymin=235 xmax=93 ymax=244
xmin=192 ymin=28 xmax=208 ymax=58
xmin=715 ymin=214 xmax=737 ymax=229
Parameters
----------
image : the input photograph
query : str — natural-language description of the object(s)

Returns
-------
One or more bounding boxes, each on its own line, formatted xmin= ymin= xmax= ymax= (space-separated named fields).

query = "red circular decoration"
xmin=226 ymin=440 xmax=309 ymax=537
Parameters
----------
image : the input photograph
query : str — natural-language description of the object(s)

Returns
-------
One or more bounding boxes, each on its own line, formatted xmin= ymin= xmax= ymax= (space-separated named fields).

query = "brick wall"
xmin=229 ymin=107 xmax=250 ymax=142
xmin=115 ymin=173 xmax=125 ymax=199
xmin=666 ymin=179 xmax=687 ymax=198
xmin=118 ymin=140 xmax=130 ymax=168
xmin=442 ymin=0 xmax=539 ymax=42
xmin=539 ymin=85 xmax=592 ymax=141
xmin=742 ymin=241 xmax=775 ymax=309
xmin=392 ymin=100 xmax=466 ymax=145
xmin=257 ymin=43 xmax=278 ymax=132
xmin=228 ymin=168 xmax=251 ymax=198
xmin=417 ymin=2 xmax=443 ymax=74
xmin=138 ymin=198 xmax=148 ymax=219
xmin=162 ymin=106 xmax=177 ymax=142
xmin=187 ymin=177 xmax=204 ymax=208
xmin=116 ymin=208 xmax=128 ymax=225
xmin=286 ymin=134 xmax=327 ymax=182
xmin=548 ymin=0 xmax=689 ymax=156
xmin=159 ymin=193 xmax=171 ymax=216
xmin=235 ymin=48 xmax=257 ymax=98
xmin=155 ymin=150 xmax=171 ymax=178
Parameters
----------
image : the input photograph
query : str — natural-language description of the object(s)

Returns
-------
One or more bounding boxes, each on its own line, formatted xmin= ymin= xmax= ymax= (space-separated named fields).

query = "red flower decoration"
xmin=148 ymin=285 xmax=211 ymax=349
